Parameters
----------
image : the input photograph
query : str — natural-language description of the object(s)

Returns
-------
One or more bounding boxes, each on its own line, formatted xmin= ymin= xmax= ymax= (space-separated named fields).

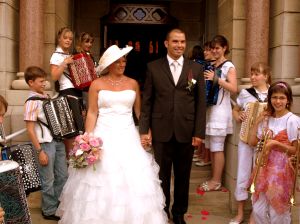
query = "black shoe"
xmin=42 ymin=212 xmax=60 ymax=221
xmin=172 ymin=214 xmax=186 ymax=224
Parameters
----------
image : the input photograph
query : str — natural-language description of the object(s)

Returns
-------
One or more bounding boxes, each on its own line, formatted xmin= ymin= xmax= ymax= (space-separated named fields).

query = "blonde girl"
xmin=230 ymin=62 xmax=271 ymax=224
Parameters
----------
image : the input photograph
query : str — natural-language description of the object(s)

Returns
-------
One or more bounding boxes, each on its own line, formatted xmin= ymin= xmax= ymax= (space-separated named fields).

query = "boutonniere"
xmin=186 ymin=69 xmax=197 ymax=92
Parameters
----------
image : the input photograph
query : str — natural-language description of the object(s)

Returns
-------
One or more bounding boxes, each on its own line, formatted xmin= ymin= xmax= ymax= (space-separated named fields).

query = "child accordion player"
xmin=230 ymin=62 xmax=271 ymax=224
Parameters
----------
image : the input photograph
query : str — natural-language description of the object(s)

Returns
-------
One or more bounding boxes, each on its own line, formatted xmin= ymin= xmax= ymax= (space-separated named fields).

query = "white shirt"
xmin=206 ymin=61 xmax=235 ymax=136
xmin=167 ymin=55 xmax=184 ymax=84
xmin=50 ymin=47 xmax=74 ymax=90
xmin=257 ymin=112 xmax=300 ymax=141
xmin=237 ymin=88 xmax=268 ymax=110
xmin=24 ymin=91 xmax=53 ymax=143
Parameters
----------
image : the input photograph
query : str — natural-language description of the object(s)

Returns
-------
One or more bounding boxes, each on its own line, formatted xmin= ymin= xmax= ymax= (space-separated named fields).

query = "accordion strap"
xmin=53 ymin=52 xmax=72 ymax=81
xmin=25 ymin=96 xmax=50 ymax=138
xmin=214 ymin=60 xmax=230 ymax=105
xmin=246 ymin=87 xmax=267 ymax=102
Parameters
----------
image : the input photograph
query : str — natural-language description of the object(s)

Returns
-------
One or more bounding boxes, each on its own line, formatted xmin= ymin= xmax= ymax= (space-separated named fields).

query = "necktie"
xmin=171 ymin=61 xmax=180 ymax=85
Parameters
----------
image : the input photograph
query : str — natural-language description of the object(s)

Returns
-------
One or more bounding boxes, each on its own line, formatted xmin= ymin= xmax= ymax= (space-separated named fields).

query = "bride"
xmin=56 ymin=45 xmax=168 ymax=224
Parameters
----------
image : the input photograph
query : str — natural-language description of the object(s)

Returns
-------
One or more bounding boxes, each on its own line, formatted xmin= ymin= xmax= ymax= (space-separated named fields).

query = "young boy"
xmin=24 ymin=66 xmax=68 ymax=221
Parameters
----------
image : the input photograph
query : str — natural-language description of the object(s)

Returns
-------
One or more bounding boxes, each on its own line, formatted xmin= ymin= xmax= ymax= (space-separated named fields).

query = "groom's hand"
xmin=140 ymin=134 xmax=152 ymax=148
xmin=192 ymin=137 xmax=202 ymax=147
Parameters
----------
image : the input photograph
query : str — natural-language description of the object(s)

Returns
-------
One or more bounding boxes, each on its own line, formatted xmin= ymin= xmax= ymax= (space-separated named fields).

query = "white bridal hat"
xmin=96 ymin=45 xmax=133 ymax=75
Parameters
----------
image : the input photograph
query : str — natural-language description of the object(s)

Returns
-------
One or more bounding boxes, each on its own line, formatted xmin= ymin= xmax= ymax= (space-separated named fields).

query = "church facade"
xmin=1 ymin=0 xmax=300 ymax=212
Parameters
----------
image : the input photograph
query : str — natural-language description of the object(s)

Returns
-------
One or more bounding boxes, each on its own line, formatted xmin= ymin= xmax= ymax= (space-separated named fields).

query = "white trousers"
xmin=234 ymin=140 xmax=254 ymax=201
xmin=252 ymin=193 xmax=291 ymax=224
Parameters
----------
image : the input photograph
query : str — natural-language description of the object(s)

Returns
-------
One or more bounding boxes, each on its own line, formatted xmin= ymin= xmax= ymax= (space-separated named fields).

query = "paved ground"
xmin=27 ymin=163 xmax=299 ymax=224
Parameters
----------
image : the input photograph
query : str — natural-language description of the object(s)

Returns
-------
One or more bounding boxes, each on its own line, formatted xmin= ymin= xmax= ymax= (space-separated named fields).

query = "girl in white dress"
xmin=56 ymin=45 xmax=168 ymax=224
xmin=248 ymin=81 xmax=299 ymax=224
xmin=200 ymin=35 xmax=238 ymax=191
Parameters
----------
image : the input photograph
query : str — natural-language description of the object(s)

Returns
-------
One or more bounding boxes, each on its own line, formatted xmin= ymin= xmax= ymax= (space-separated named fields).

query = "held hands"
xmin=203 ymin=70 xmax=214 ymax=81
xmin=192 ymin=137 xmax=202 ymax=147
xmin=39 ymin=150 xmax=48 ymax=166
xmin=140 ymin=130 xmax=152 ymax=150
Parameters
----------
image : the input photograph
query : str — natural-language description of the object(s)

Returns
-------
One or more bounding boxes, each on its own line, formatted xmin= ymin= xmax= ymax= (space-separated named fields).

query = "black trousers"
xmin=153 ymin=135 xmax=194 ymax=216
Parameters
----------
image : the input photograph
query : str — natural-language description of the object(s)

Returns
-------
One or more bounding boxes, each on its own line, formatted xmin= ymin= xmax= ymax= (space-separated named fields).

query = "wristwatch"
xmin=36 ymin=148 xmax=43 ymax=154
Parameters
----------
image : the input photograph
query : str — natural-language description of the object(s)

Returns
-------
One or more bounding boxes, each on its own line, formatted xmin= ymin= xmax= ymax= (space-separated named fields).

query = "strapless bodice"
xmin=96 ymin=90 xmax=136 ymax=129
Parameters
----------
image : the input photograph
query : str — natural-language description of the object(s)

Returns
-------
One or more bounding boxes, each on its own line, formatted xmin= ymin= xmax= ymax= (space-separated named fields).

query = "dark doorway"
xmin=105 ymin=24 xmax=173 ymax=88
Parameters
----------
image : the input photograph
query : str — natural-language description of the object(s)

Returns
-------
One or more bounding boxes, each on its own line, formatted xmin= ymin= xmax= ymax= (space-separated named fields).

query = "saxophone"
xmin=248 ymin=129 xmax=273 ymax=193
xmin=290 ymin=127 xmax=300 ymax=206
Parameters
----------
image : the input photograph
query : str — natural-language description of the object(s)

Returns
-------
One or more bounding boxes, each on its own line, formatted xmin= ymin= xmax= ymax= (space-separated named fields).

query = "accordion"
xmin=195 ymin=59 xmax=221 ymax=106
xmin=0 ymin=160 xmax=32 ymax=223
xmin=68 ymin=52 xmax=97 ymax=90
xmin=240 ymin=102 xmax=267 ymax=144
xmin=1 ymin=143 xmax=41 ymax=195
xmin=43 ymin=95 xmax=83 ymax=139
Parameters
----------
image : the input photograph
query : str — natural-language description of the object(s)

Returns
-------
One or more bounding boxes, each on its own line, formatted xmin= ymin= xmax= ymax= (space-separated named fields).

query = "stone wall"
xmin=216 ymin=0 xmax=247 ymax=212
xmin=0 ymin=0 xmax=19 ymax=98
xmin=0 ymin=0 xmax=20 ymax=138
xmin=74 ymin=0 xmax=109 ymax=62
xmin=1 ymin=0 xmax=73 ymax=144
xmin=269 ymin=0 xmax=300 ymax=84
xmin=169 ymin=0 xmax=205 ymax=55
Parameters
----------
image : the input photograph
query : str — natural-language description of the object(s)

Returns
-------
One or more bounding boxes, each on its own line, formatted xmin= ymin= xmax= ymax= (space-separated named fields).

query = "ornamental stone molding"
xmin=104 ymin=4 xmax=176 ymax=24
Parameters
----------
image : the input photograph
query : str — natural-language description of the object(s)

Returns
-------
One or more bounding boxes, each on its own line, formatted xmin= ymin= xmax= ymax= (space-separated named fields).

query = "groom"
xmin=139 ymin=28 xmax=206 ymax=224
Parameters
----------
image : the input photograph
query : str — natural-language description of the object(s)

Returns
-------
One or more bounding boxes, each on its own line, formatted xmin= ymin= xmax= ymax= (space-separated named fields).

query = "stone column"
xmin=12 ymin=0 xmax=44 ymax=89
xmin=242 ymin=0 xmax=270 ymax=87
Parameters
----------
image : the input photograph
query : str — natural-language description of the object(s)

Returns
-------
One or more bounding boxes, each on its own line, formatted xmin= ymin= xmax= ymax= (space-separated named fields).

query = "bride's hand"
xmin=140 ymin=134 xmax=152 ymax=149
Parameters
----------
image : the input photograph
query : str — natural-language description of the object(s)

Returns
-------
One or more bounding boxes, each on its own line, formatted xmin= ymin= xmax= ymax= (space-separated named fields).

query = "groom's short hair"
xmin=166 ymin=28 xmax=185 ymax=41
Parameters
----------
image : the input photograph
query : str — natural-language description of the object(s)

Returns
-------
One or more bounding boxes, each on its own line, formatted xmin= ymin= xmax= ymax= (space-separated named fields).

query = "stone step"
xmin=190 ymin=164 xmax=211 ymax=179
xmin=27 ymin=191 xmax=42 ymax=209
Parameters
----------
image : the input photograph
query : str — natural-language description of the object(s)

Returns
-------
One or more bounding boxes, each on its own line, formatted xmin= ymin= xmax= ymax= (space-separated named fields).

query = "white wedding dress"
xmin=56 ymin=90 xmax=168 ymax=224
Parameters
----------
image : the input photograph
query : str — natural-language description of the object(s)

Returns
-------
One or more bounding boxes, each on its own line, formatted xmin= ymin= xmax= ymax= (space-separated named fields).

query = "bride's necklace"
xmin=106 ymin=76 xmax=125 ymax=86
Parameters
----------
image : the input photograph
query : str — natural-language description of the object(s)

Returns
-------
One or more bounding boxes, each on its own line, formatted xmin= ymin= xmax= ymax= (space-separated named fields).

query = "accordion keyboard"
xmin=44 ymin=96 xmax=77 ymax=138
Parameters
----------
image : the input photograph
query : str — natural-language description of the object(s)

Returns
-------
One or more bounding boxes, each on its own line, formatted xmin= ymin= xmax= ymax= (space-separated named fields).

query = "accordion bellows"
xmin=68 ymin=53 xmax=97 ymax=90
xmin=43 ymin=95 xmax=79 ymax=139
xmin=1 ymin=143 xmax=41 ymax=195
xmin=240 ymin=102 xmax=267 ymax=143
xmin=0 ymin=160 xmax=32 ymax=224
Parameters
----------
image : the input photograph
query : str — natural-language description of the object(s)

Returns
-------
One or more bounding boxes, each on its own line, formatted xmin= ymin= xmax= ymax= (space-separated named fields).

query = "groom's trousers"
xmin=153 ymin=135 xmax=194 ymax=217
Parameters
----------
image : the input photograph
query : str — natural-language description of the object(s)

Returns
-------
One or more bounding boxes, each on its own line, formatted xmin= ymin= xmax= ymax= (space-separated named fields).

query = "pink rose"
xmin=80 ymin=143 xmax=91 ymax=151
xmin=86 ymin=154 xmax=97 ymax=165
xmin=74 ymin=135 xmax=82 ymax=142
xmin=89 ymin=138 xmax=101 ymax=147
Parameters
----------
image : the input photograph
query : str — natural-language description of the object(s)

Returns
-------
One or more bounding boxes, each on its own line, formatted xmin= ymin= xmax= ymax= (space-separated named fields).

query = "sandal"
xmin=195 ymin=161 xmax=211 ymax=166
xmin=199 ymin=181 xmax=221 ymax=192
xmin=229 ymin=219 xmax=244 ymax=224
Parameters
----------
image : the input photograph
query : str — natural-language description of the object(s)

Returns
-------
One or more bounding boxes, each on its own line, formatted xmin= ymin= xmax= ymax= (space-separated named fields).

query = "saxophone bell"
xmin=248 ymin=129 xmax=273 ymax=193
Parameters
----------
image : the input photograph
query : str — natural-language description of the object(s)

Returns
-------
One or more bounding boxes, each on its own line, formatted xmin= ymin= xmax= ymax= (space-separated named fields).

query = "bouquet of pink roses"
xmin=69 ymin=133 xmax=103 ymax=169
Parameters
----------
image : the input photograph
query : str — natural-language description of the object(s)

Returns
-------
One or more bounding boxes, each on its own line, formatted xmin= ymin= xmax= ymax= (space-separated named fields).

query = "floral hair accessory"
xmin=276 ymin=82 xmax=287 ymax=89
xmin=186 ymin=69 xmax=197 ymax=92
xmin=69 ymin=132 xmax=103 ymax=169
